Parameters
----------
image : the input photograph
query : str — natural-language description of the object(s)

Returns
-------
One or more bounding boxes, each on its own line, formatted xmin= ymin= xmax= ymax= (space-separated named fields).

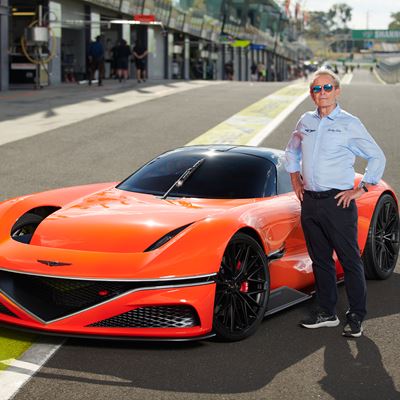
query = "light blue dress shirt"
xmin=284 ymin=104 xmax=386 ymax=191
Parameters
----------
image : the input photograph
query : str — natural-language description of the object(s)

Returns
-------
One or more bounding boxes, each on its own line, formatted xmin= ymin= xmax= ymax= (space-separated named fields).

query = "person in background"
xmin=257 ymin=62 xmax=266 ymax=81
xmin=110 ymin=40 xmax=119 ymax=79
xmin=104 ymin=38 xmax=113 ymax=79
xmin=250 ymin=62 xmax=258 ymax=81
xmin=88 ymin=36 xmax=105 ymax=86
xmin=133 ymin=42 xmax=148 ymax=83
xmin=224 ymin=61 xmax=234 ymax=80
xmin=270 ymin=63 xmax=276 ymax=81
xmin=115 ymin=39 xmax=131 ymax=82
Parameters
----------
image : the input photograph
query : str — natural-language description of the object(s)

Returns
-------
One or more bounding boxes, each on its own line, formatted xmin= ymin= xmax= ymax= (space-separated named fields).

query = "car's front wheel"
xmin=362 ymin=194 xmax=400 ymax=279
xmin=213 ymin=232 xmax=270 ymax=341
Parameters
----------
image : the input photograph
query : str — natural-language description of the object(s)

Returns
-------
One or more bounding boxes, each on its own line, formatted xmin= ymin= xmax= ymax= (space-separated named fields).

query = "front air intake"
xmin=87 ymin=305 xmax=200 ymax=328
xmin=0 ymin=270 xmax=134 ymax=322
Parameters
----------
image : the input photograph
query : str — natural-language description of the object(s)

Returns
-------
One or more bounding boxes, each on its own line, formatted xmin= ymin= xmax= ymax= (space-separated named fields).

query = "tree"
xmin=303 ymin=3 xmax=353 ymax=56
xmin=388 ymin=12 xmax=400 ymax=30
xmin=326 ymin=3 xmax=352 ymax=33
xmin=304 ymin=3 xmax=352 ymax=38
xmin=304 ymin=11 xmax=331 ymax=39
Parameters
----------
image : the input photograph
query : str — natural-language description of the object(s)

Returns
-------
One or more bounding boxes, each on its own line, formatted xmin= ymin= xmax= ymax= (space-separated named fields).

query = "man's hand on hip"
xmin=290 ymin=172 xmax=304 ymax=202
xmin=335 ymin=188 xmax=363 ymax=208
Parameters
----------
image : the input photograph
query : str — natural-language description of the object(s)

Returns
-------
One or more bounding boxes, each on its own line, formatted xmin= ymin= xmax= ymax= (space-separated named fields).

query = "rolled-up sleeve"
xmin=284 ymin=119 xmax=303 ymax=173
xmin=347 ymin=119 xmax=386 ymax=184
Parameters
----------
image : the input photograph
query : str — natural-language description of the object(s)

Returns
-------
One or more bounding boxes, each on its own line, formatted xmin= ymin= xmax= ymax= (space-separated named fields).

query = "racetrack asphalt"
xmin=0 ymin=69 xmax=399 ymax=400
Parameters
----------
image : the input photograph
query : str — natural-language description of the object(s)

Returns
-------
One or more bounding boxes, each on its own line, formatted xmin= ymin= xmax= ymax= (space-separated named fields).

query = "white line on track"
xmin=373 ymin=69 xmax=387 ymax=85
xmin=0 ymin=338 xmax=64 ymax=400
xmin=247 ymin=89 xmax=310 ymax=146
xmin=341 ymin=73 xmax=353 ymax=85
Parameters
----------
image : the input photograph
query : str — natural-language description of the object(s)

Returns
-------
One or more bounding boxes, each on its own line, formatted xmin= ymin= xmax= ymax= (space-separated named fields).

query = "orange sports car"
xmin=0 ymin=146 xmax=398 ymax=341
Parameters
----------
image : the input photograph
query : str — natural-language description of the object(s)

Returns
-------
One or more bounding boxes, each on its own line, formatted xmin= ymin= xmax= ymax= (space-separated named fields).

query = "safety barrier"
xmin=377 ymin=57 xmax=400 ymax=84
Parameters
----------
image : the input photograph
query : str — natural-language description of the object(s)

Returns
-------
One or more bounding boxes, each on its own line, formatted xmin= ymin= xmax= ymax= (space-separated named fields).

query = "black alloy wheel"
xmin=363 ymin=194 xmax=400 ymax=280
xmin=213 ymin=232 xmax=270 ymax=341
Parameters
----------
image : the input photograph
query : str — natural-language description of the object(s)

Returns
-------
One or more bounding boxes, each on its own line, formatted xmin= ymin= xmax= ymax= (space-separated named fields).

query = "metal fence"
xmin=377 ymin=56 xmax=400 ymax=84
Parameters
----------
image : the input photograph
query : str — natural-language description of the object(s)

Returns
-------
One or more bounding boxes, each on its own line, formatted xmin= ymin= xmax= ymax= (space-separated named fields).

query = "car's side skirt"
xmin=265 ymin=286 xmax=311 ymax=316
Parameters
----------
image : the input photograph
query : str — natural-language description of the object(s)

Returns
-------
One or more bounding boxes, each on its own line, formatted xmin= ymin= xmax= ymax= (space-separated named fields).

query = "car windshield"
xmin=117 ymin=149 xmax=276 ymax=199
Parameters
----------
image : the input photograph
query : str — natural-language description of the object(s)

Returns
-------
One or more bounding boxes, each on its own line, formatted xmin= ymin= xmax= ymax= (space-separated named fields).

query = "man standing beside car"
xmin=284 ymin=68 xmax=386 ymax=337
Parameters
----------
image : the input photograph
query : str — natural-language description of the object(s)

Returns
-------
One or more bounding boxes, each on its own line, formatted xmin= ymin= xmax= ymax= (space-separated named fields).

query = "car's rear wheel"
xmin=213 ymin=232 xmax=270 ymax=341
xmin=362 ymin=194 xmax=400 ymax=280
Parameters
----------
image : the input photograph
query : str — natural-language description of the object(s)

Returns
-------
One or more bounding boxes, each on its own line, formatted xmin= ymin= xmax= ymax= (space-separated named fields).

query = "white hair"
xmin=310 ymin=68 xmax=341 ymax=89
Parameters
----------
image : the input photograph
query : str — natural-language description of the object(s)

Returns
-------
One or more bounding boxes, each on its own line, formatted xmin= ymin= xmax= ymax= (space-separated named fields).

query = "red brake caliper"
xmin=236 ymin=260 xmax=249 ymax=293
xmin=240 ymin=282 xmax=249 ymax=293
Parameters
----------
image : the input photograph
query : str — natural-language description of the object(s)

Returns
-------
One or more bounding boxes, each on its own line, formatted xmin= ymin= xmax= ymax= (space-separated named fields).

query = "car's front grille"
xmin=0 ymin=270 xmax=213 ymax=323
xmin=0 ymin=271 xmax=134 ymax=322
xmin=39 ymin=279 xmax=128 ymax=308
xmin=88 ymin=305 xmax=200 ymax=328
xmin=0 ymin=302 xmax=18 ymax=318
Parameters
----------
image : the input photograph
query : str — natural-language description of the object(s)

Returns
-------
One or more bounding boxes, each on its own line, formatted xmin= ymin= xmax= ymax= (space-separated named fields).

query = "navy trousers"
xmin=301 ymin=189 xmax=367 ymax=321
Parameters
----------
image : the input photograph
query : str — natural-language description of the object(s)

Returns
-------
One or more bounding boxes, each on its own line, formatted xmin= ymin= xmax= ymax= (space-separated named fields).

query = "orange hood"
xmin=30 ymin=188 xmax=245 ymax=252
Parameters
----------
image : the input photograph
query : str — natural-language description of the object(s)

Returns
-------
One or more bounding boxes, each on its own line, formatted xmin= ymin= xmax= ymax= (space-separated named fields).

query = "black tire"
xmin=362 ymin=194 xmax=400 ymax=280
xmin=11 ymin=212 xmax=44 ymax=243
xmin=213 ymin=232 xmax=270 ymax=341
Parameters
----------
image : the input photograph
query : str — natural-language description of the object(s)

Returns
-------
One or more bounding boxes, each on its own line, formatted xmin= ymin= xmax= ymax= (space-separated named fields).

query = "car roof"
xmin=161 ymin=145 xmax=285 ymax=167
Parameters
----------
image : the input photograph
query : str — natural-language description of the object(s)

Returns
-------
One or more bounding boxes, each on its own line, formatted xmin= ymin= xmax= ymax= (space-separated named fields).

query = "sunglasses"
xmin=311 ymin=83 xmax=334 ymax=93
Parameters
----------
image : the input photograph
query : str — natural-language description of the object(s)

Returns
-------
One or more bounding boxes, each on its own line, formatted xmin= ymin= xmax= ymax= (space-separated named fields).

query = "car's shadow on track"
xmin=33 ymin=271 xmax=400 ymax=398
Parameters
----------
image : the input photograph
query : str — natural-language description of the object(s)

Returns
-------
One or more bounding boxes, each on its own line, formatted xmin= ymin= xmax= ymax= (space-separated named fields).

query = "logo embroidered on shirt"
xmin=327 ymin=128 xmax=342 ymax=133
xmin=304 ymin=128 xmax=316 ymax=133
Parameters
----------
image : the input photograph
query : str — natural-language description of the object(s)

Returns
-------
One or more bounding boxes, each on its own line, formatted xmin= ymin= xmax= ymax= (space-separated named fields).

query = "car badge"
xmin=37 ymin=260 xmax=72 ymax=267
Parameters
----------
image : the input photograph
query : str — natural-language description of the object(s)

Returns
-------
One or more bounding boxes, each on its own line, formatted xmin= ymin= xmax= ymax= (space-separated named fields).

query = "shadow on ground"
xmin=23 ymin=270 xmax=400 ymax=398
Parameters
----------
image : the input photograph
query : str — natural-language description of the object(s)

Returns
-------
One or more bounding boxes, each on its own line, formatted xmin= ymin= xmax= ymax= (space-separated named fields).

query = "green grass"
xmin=0 ymin=329 xmax=34 ymax=371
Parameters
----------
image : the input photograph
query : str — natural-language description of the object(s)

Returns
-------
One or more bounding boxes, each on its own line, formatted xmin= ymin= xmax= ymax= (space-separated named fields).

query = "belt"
xmin=304 ymin=189 xmax=343 ymax=199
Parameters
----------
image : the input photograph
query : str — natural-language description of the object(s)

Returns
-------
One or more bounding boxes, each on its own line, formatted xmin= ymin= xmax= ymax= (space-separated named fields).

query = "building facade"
xmin=1 ymin=0 xmax=312 ymax=90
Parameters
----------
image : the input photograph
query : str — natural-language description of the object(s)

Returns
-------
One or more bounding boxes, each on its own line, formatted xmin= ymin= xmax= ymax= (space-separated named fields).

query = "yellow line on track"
xmin=0 ymin=329 xmax=34 ymax=372
xmin=186 ymin=82 xmax=309 ymax=146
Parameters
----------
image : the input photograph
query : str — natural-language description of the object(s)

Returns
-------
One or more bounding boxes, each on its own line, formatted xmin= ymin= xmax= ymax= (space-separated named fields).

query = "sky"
xmin=300 ymin=0 xmax=399 ymax=30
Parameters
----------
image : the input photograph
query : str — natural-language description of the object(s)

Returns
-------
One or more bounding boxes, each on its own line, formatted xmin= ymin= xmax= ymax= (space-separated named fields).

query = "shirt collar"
xmin=313 ymin=104 xmax=341 ymax=120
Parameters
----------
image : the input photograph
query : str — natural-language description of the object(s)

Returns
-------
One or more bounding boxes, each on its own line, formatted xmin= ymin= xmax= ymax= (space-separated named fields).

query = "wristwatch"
xmin=358 ymin=181 xmax=368 ymax=192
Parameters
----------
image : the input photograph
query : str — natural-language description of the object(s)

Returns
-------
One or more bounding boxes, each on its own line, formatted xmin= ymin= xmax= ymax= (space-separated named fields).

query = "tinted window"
xmin=118 ymin=150 xmax=276 ymax=199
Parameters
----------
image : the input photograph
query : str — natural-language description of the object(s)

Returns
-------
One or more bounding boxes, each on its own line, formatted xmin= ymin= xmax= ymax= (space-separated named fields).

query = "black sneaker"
xmin=300 ymin=311 xmax=340 ymax=329
xmin=342 ymin=312 xmax=363 ymax=338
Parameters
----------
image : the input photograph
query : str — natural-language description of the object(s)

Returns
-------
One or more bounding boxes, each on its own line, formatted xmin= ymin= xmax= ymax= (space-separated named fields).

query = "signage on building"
xmin=231 ymin=40 xmax=250 ymax=48
xmin=352 ymin=30 xmax=400 ymax=40
xmin=134 ymin=14 xmax=156 ymax=22
xmin=250 ymin=44 xmax=266 ymax=50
